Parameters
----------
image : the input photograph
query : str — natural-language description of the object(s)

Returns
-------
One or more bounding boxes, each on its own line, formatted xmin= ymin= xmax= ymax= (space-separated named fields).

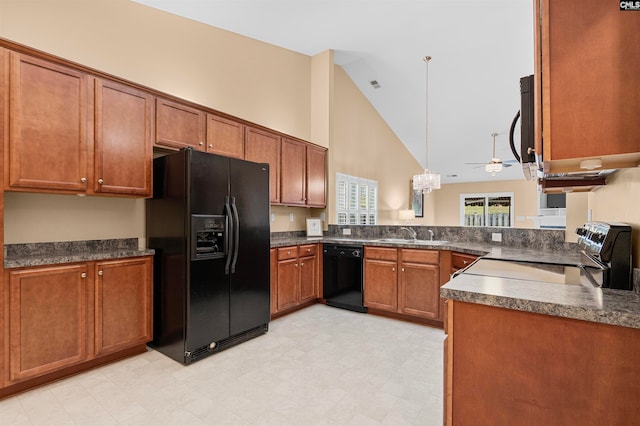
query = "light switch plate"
xmin=289 ymin=213 xmax=294 ymax=222
xmin=271 ymin=213 xmax=276 ymax=222
xmin=320 ymin=212 xmax=326 ymax=221
xmin=342 ymin=228 xmax=351 ymax=235
xmin=492 ymin=232 xmax=502 ymax=242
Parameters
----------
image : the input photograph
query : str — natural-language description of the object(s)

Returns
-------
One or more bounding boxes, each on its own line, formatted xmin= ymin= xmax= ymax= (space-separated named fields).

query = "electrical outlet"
xmin=271 ymin=213 xmax=276 ymax=222
xmin=320 ymin=212 xmax=326 ymax=221
xmin=289 ymin=213 xmax=294 ymax=222
xmin=492 ymin=232 xmax=502 ymax=242
xmin=342 ymin=228 xmax=351 ymax=235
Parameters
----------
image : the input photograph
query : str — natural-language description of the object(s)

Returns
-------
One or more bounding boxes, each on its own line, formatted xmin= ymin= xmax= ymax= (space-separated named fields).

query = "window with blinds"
xmin=336 ymin=173 xmax=378 ymax=225
xmin=460 ymin=192 xmax=514 ymax=227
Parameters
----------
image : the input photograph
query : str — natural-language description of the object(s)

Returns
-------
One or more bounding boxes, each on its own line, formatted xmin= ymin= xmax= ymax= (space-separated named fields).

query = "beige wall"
xmin=330 ymin=67 xmax=423 ymax=225
xmin=4 ymin=193 xmax=145 ymax=244
xmin=589 ymin=168 xmax=640 ymax=266
xmin=431 ymin=180 xmax=539 ymax=228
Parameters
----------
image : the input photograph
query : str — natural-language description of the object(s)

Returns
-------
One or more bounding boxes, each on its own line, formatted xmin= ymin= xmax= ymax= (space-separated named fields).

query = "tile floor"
xmin=0 ymin=304 xmax=445 ymax=425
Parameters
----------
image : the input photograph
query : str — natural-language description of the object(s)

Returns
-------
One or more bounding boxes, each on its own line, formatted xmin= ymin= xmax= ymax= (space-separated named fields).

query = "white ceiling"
xmin=134 ymin=0 xmax=534 ymax=184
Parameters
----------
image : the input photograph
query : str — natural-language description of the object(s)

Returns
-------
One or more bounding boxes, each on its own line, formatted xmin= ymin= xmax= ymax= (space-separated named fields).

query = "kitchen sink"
xmin=373 ymin=238 xmax=448 ymax=245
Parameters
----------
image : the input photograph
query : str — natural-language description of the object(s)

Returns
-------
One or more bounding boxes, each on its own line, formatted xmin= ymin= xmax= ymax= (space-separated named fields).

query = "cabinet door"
xmin=299 ymin=254 xmax=317 ymax=303
xmin=95 ymin=257 xmax=152 ymax=357
xmin=363 ymin=258 xmax=397 ymax=312
xmin=537 ymin=0 xmax=640 ymax=164
xmin=206 ymin=114 xmax=244 ymax=159
xmin=245 ymin=127 xmax=280 ymax=203
xmin=306 ymin=145 xmax=327 ymax=207
xmin=280 ymin=138 xmax=306 ymax=205
xmin=399 ymin=262 xmax=440 ymax=320
xmin=155 ymin=98 xmax=206 ymax=151
xmin=94 ymin=79 xmax=153 ymax=196
xmin=270 ymin=249 xmax=277 ymax=315
xmin=276 ymin=258 xmax=299 ymax=312
xmin=7 ymin=52 xmax=90 ymax=192
xmin=8 ymin=264 xmax=90 ymax=382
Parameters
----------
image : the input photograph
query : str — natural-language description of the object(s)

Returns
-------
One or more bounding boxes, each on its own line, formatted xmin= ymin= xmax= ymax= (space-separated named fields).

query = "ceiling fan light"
xmin=485 ymin=163 xmax=503 ymax=174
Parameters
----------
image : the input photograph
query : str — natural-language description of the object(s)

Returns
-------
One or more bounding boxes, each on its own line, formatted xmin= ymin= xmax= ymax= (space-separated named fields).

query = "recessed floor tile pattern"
xmin=0 ymin=304 xmax=444 ymax=425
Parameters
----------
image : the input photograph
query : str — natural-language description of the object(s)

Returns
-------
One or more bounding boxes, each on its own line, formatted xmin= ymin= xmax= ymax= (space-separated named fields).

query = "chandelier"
xmin=413 ymin=56 xmax=441 ymax=195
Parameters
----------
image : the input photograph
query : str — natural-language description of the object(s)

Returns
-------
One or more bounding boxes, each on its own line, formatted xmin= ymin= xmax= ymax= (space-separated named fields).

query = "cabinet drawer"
xmin=401 ymin=249 xmax=439 ymax=265
xmin=452 ymin=253 xmax=477 ymax=270
xmin=365 ymin=247 xmax=398 ymax=261
xmin=298 ymin=244 xmax=317 ymax=257
xmin=277 ymin=246 xmax=299 ymax=260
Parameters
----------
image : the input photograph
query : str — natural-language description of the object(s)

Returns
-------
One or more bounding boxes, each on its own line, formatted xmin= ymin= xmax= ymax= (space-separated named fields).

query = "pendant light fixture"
xmin=413 ymin=56 xmax=441 ymax=195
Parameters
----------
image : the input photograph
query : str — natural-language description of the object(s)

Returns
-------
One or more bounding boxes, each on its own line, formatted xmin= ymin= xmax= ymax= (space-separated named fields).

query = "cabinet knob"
xmin=81 ymin=272 xmax=87 ymax=278
xmin=295 ymin=263 xmax=298 ymax=267
xmin=402 ymin=267 xmax=405 ymax=272
xmin=97 ymin=178 xmax=104 ymax=185
xmin=208 ymin=144 xmax=213 ymax=148
xmin=463 ymin=260 xmax=469 ymax=265
xmin=287 ymin=251 xmax=291 ymax=255
xmin=300 ymin=262 xmax=304 ymax=267
xmin=392 ymin=267 xmax=396 ymax=272
xmin=98 ymin=270 xmax=103 ymax=276
xmin=199 ymin=142 xmax=204 ymax=146
xmin=80 ymin=177 xmax=87 ymax=183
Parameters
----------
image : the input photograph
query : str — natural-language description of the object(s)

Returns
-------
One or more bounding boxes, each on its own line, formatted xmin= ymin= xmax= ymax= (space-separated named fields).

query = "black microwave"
xmin=509 ymin=74 xmax=538 ymax=180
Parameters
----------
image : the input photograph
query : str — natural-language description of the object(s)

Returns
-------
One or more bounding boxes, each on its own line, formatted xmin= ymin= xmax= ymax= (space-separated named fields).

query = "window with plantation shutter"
xmin=336 ymin=173 xmax=377 ymax=225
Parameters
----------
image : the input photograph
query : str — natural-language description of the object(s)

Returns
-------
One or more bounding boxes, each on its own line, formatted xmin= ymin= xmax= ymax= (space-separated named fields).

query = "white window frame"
xmin=460 ymin=192 xmax=514 ymax=227
xmin=336 ymin=173 xmax=377 ymax=225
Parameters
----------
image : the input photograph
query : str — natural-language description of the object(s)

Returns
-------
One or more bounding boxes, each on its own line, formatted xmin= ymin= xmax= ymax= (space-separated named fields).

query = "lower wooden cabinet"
xmin=7 ymin=263 xmax=91 ymax=382
xmin=451 ymin=252 xmax=477 ymax=275
xmin=94 ymin=258 xmax=152 ymax=357
xmin=3 ymin=256 xmax=152 ymax=388
xmin=272 ymin=244 xmax=319 ymax=315
xmin=364 ymin=247 xmax=442 ymax=321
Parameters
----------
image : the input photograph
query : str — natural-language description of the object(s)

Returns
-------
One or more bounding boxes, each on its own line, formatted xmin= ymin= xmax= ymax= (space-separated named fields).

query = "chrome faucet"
xmin=428 ymin=229 xmax=434 ymax=241
xmin=400 ymin=227 xmax=417 ymax=240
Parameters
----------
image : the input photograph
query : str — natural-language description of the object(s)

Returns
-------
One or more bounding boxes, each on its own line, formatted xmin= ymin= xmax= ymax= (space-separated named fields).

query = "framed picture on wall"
xmin=410 ymin=180 xmax=424 ymax=217
xmin=306 ymin=218 xmax=323 ymax=237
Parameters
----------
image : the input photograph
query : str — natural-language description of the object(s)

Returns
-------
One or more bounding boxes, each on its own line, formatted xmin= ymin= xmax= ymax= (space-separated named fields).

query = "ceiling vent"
xmin=369 ymin=80 xmax=381 ymax=89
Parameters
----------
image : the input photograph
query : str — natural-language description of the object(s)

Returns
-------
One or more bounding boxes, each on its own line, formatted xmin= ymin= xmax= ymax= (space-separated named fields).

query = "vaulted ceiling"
xmin=134 ymin=0 xmax=534 ymax=184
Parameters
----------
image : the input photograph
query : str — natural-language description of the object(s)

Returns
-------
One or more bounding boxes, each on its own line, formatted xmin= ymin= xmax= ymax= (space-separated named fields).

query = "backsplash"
xmin=325 ymin=225 xmax=577 ymax=252
xmin=5 ymin=238 xmax=139 ymax=259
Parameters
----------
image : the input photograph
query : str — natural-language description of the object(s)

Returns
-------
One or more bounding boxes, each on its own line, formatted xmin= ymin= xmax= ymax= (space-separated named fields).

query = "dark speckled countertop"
xmin=272 ymin=233 xmax=640 ymax=329
xmin=5 ymin=238 xmax=154 ymax=268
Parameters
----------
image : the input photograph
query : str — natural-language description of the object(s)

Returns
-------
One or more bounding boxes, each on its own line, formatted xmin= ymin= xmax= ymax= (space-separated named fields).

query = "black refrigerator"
xmin=146 ymin=148 xmax=270 ymax=364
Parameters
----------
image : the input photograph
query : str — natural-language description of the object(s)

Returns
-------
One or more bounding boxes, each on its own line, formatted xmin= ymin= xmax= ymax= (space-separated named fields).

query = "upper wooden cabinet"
xmin=6 ymin=52 xmax=91 ymax=192
xmin=94 ymin=79 xmax=153 ymax=196
xmin=5 ymin=51 xmax=153 ymax=197
xmin=155 ymin=98 xmax=206 ymax=151
xmin=280 ymin=138 xmax=306 ymax=206
xmin=306 ymin=144 xmax=327 ymax=207
xmin=206 ymin=114 xmax=244 ymax=159
xmin=245 ymin=126 xmax=281 ymax=204
xmin=535 ymin=0 xmax=640 ymax=172
xmin=280 ymin=137 xmax=327 ymax=207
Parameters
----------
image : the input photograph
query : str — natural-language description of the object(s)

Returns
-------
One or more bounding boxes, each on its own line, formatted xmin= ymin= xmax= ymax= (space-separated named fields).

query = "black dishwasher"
xmin=322 ymin=244 xmax=366 ymax=313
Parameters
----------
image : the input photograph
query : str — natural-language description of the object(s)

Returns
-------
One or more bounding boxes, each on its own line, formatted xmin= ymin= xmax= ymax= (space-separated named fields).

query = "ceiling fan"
xmin=465 ymin=132 xmax=518 ymax=176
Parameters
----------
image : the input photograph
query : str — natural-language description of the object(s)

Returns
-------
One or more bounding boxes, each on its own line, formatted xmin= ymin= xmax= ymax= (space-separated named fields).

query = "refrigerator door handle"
xmin=230 ymin=196 xmax=240 ymax=274
xmin=224 ymin=196 xmax=234 ymax=275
